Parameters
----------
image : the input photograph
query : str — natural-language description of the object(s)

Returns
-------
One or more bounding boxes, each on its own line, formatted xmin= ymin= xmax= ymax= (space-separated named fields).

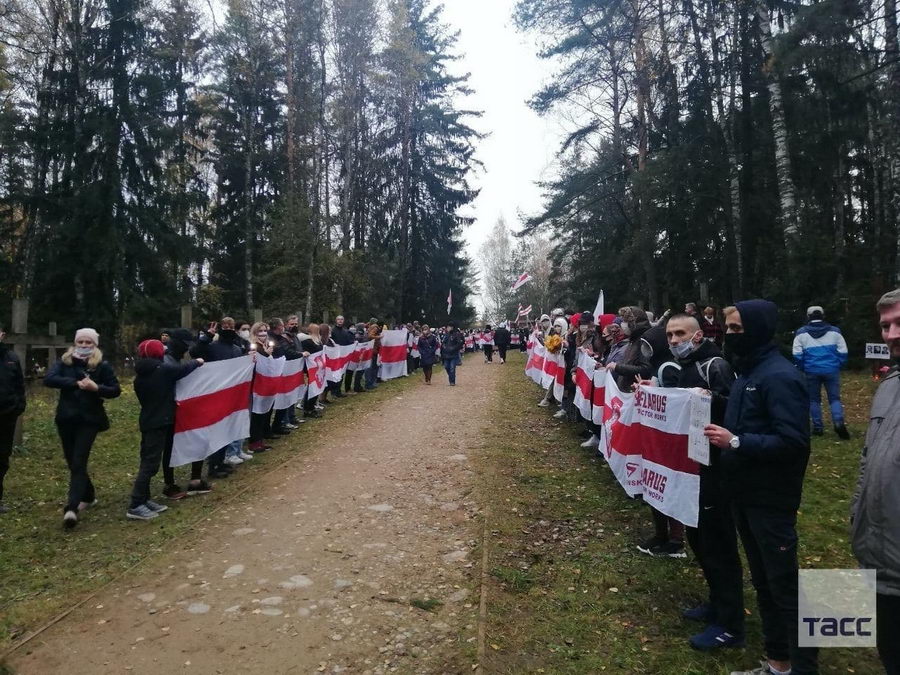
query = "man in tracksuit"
xmin=705 ymin=300 xmax=818 ymax=675
xmin=792 ymin=306 xmax=849 ymax=439
xmin=852 ymin=288 xmax=900 ymax=674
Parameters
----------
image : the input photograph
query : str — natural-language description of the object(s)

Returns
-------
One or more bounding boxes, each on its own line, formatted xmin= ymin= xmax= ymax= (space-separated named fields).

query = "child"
xmin=127 ymin=339 xmax=203 ymax=521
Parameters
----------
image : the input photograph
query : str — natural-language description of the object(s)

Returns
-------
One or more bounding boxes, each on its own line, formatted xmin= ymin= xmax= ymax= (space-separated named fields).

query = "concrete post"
xmin=180 ymin=305 xmax=193 ymax=329
xmin=252 ymin=308 xmax=263 ymax=324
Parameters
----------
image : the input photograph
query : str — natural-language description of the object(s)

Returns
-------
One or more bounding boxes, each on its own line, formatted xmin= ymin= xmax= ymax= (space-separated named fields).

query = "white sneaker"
xmin=553 ymin=409 xmax=566 ymax=419
xmin=239 ymin=452 xmax=254 ymax=460
xmin=537 ymin=400 xmax=550 ymax=407
xmin=63 ymin=510 xmax=78 ymax=529
xmin=580 ymin=435 xmax=601 ymax=449
xmin=224 ymin=455 xmax=243 ymax=466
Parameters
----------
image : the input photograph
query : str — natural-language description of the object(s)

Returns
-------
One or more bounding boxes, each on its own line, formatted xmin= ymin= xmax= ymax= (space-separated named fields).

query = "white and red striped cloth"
xmin=251 ymin=355 xmax=286 ymax=414
xmin=350 ymin=340 xmax=374 ymax=371
xmin=274 ymin=357 xmax=306 ymax=410
xmin=408 ymin=332 xmax=420 ymax=359
xmin=306 ymin=350 xmax=327 ymax=398
xmin=378 ymin=329 xmax=408 ymax=380
xmin=325 ymin=343 xmax=357 ymax=383
xmin=573 ymin=350 xmax=595 ymax=421
xmin=171 ymin=356 xmax=254 ymax=466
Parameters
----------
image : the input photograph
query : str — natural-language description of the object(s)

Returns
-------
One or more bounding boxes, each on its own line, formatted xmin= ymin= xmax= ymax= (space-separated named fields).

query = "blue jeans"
xmin=225 ymin=439 xmax=243 ymax=458
xmin=443 ymin=358 xmax=457 ymax=384
xmin=365 ymin=361 xmax=378 ymax=389
xmin=805 ymin=372 xmax=844 ymax=430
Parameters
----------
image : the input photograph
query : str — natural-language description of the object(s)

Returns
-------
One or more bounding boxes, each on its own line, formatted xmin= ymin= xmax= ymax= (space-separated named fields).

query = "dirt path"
xmin=9 ymin=356 xmax=503 ymax=675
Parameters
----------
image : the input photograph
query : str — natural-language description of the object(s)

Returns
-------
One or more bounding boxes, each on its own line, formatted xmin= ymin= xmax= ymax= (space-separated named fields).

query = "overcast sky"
xmin=439 ymin=0 xmax=562 ymax=304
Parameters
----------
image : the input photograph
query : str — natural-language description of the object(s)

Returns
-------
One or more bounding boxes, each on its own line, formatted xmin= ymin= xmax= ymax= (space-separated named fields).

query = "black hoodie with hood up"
xmin=134 ymin=357 xmax=202 ymax=432
xmin=721 ymin=299 xmax=810 ymax=511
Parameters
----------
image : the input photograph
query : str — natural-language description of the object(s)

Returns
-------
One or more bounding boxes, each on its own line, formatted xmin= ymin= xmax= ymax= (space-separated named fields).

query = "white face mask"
xmin=75 ymin=346 xmax=95 ymax=359
xmin=239 ymin=330 xmax=251 ymax=340
xmin=670 ymin=332 xmax=701 ymax=359
xmin=257 ymin=331 xmax=268 ymax=342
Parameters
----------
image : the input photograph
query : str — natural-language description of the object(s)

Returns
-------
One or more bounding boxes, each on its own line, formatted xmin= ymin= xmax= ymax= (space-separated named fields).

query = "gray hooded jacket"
xmin=852 ymin=367 xmax=900 ymax=596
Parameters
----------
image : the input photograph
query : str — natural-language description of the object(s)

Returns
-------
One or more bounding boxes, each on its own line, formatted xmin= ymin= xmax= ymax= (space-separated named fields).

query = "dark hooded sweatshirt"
xmin=133 ymin=357 xmax=202 ymax=432
xmin=720 ymin=300 xmax=811 ymax=512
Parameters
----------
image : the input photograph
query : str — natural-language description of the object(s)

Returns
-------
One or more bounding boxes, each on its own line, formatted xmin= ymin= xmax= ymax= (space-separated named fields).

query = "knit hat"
xmin=138 ymin=339 xmax=165 ymax=360
xmin=74 ymin=328 xmax=100 ymax=345
xmin=598 ymin=313 xmax=617 ymax=329
xmin=578 ymin=311 xmax=594 ymax=325
xmin=807 ymin=305 xmax=824 ymax=319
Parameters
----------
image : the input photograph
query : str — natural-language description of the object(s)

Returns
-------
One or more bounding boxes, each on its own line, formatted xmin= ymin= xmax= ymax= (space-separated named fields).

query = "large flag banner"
xmin=408 ymin=332 xmax=420 ymax=359
xmin=172 ymin=355 xmax=254 ymax=466
xmin=518 ymin=304 xmax=533 ymax=317
xmin=306 ymin=350 xmax=327 ymax=398
xmin=274 ymin=357 xmax=307 ymax=410
xmin=526 ymin=341 xmax=545 ymax=385
xmin=378 ymin=329 xmax=409 ymax=380
xmin=541 ymin=347 xmax=561 ymax=390
xmin=465 ymin=335 xmax=475 ymax=350
xmin=633 ymin=384 xmax=707 ymax=527
xmin=573 ymin=351 xmax=595 ymax=421
xmin=511 ymin=333 xmax=521 ymax=346
xmin=252 ymin=355 xmax=286 ymax=414
xmin=553 ymin=350 xmax=566 ymax=401
xmin=325 ymin=343 xmax=357 ymax=383
xmin=601 ymin=370 xmax=643 ymax=497
xmin=591 ymin=367 xmax=606 ymax=426
xmin=511 ymin=272 xmax=532 ymax=291
xmin=349 ymin=340 xmax=374 ymax=371
xmin=593 ymin=290 xmax=605 ymax=324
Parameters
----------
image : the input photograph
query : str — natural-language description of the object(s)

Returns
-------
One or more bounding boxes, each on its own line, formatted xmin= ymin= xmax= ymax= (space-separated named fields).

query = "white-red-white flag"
xmin=172 ymin=356 xmax=254 ymax=466
xmin=378 ymin=329 xmax=409 ymax=380
xmin=573 ymin=350 xmax=595 ymax=421
xmin=593 ymin=290 xmax=605 ymax=324
xmin=447 ymin=289 xmax=452 ymax=315
xmin=525 ymin=340 xmax=545 ymax=386
xmin=274 ymin=357 xmax=306 ymax=410
xmin=349 ymin=340 xmax=374 ymax=371
xmin=601 ymin=370 xmax=642 ymax=497
xmin=518 ymin=304 xmax=533 ymax=317
xmin=324 ymin=343 xmax=357 ymax=383
xmin=252 ymin=355 xmax=286 ymax=414
xmin=510 ymin=272 xmax=532 ymax=291
xmin=306 ymin=350 xmax=327 ymax=398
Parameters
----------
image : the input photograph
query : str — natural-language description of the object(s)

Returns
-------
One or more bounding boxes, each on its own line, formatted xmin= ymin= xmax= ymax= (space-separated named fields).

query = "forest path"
xmin=10 ymin=355 xmax=503 ymax=675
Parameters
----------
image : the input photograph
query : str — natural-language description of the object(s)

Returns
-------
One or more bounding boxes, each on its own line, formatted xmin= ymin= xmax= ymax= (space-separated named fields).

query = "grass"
xmin=476 ymin=351 xmax=882 ymax=674
xmin=0 ymin=366 xmax=427 ymax=657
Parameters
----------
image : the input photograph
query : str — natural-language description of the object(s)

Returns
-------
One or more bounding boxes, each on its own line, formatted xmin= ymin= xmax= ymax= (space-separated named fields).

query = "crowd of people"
xmin=522 ymin=294 xmax=900 ymax=675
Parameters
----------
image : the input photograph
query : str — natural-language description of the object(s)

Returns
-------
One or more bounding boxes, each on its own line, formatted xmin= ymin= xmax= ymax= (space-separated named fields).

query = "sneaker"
xmin=63 ymin=510 xmax=78 ymax=529
xmin=126 ymin=504 xmax=159 ymax=521
xmin=835 ymin=424 xmax=850 ymax=440
xmin=537 ymin=400 xmax=550 ymax=407
xmin=649 ymin=541 xmax=688 ymax=558
xmin=144 ymin=499 xmax=169 ymax=513
xmin=730 ymin=661 xmax=785 ymax=675
xmin=239 ymin=451 xmax=254 ymax=461
xmin=553 ymin=409 xmax=567 ymax=419
xmin=305 ymin=409 xmax=322 ymax=419
xmin=163 ymin=484 xmax=187 ymax=500
xmin=689 ymin=625 xmax=745 ymax=651
xmin=78 ymin=499 xmax=98 ymax=511
xmin=224 ymin=455 xmax=244 ymax=466
xmin=636 ymin=535 xmax=667 ymax=555
xmin=682 ymin=602 xmax=715 ymax=623
xmin=580 ymin=435 xmax=601 ymax=449
xmin=284 ymin=423 xmax=300 ymax=430
xmin=186 ymin=480 xmax=213 ymax=496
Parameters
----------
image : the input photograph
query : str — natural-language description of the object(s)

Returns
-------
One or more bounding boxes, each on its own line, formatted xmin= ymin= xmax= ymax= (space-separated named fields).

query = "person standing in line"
xmin=851 ymin=288 xmax=900 ymax=675
xmin=300 ymin=323 xmax=325 ymax=416
xmin=44 ymin=328 xmax=121 ymax=529
xmin=494 ymin=322 xmax=511 ymax=364
xmin=704 ymin=300 xmax=818 ymax=675
xmin=0 ymin=324 xmax=25 ymax=513
xmin=792 ymin=305 xmax=850 ymax=439
xmin=702 ymin=306 xmax=725 ymax=347
xmin=418 ymin=325 xmax=439 ymax=384
xmin=482 ymin=325 xmax=495 ymax=363
xmin=248 ymin=322 xmax=276 ymax=452
xmin=351 ymin=323 xmax=369 ymax=393
xmin=365 ymin=319 xmax=382 ymax=391
xmin=127 ymin=340 xmax=203 ymax=521
xmin=442 ymin=322 xmax=465 ymax=386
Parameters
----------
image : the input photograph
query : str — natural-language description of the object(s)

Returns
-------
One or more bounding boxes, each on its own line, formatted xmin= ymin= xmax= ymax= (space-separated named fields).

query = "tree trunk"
xmin=884 ymin=0 xmax=900 ymax=282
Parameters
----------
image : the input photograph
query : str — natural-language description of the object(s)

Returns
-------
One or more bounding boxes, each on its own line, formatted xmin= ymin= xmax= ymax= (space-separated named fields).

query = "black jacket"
xmin=44 ymin=356 xmax=121 ymax=429
xmin=331 ymin=325 xmax=355 ymax=346
xmin=272 ymin=331 xmax=303 ymax=360
xmin=299 ymin=337 xmax=323 ymax=354
xmin=614 ymin=323 xmax=669 ymax=391
xmin=721 ymin=300 xmax=811 ymax=511
xmin=494 ymin=327 xmax=511 ymax=347
xmin=0 ymin=343 xmax=25 ymax=416
xmin=133 ymin=357 xmax=201 ymax=431
xmin=190 ymin=330 xmax=246 ymax=362
xmin=442 ymin=330 xmax=464 ymax=359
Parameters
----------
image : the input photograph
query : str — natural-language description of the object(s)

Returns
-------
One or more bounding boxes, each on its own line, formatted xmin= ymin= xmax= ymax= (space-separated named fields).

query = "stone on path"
xmin=187 ymin=603 xmax=210 ymax=615
xmin=367 ymin=504 xmax=394 ymax=513
xmin=280 ymin=575 xmax=314 ymax=590
xmin=223 ymin=564 xmax=244 ymax=578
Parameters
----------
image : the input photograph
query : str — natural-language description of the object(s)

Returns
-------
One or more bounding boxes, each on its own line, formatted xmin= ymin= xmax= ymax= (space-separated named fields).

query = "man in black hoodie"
xmin=128 ymin=339 xmax=202 ymax=520
xmin=494 ymin=323 xmax=511 ymax=364
xmin=704 ymin=300 xmax=818 ymax=675
xmin=0 ymin=325 xmax=25 ymax=513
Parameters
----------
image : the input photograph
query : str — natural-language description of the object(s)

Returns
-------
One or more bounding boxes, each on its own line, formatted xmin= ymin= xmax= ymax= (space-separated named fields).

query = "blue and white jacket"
xmin=792 ymin=321 xmax=848 ymax=374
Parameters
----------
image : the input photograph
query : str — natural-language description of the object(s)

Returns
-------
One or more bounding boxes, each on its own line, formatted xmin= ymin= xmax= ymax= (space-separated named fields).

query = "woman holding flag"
xmin=247 ymin=323 xmax=274 ymax=454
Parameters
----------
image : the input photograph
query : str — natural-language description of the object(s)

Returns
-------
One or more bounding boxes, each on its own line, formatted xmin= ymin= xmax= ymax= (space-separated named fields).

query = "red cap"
xmin=598 ymin=314 xmax=617 ymax=329
xmin=138 ymin=339 xmax=165 ymax=360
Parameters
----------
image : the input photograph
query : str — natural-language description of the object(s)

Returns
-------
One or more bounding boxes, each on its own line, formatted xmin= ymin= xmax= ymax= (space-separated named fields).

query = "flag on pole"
xmin=510 ymin=272 xmax=532 ymax=291
xmin=593 ymin=290 xmax=605 ymax=324
xmin=447 ymin=289 xmax=452 ymax=315
xmin=518 ymin=304 xmax=533 ymax=317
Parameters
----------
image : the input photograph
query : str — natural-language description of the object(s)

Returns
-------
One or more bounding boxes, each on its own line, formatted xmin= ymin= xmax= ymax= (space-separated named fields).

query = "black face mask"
xmin=288 ymin=325 xmax=299 ymax=334
xmin=723 ymin=332 xmax=754 ymax=357
xmin=219 ymin=329 xmax=237 ymax=343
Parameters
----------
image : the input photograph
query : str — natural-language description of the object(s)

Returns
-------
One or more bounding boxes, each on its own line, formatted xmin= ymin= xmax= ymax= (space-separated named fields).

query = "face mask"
xmin=579 ymin=325 xmax=589 ymax=334
xmin=724 ymin=332 xmax=753 ymax=357
xmin=219 ymin=329 xmax=236 ymax=340
xmin=75 ymin=346 xmax=95 ymax=359
xmin=239 ymin=330 xmax=250 ymax=340
xmin=670 ymin=335 xmax=699 ymax=359
xmin=288 ymin=325 xmax=299 ymax=334
xmin=257 ymin=332 xmax=268 ymax=342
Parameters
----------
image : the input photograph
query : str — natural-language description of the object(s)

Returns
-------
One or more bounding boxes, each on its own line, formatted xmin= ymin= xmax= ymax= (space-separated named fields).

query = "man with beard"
xmin=852 ymin=288 xmax=900 ymax=674
xmin=704 ymin=300 xmax=817 ymax=675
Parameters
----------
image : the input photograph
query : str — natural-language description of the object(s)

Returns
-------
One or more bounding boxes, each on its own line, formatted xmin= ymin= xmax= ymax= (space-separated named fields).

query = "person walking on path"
xmin=494 ymin=323 xmax=511 ymax=363
xmin=704 ymin=301 xmax=818 ymax=675
xmin=442 ymin=323 xmax=464 ymax=386
xmin=482 ymin=325 xmax=495 ymax=363
xmin=128 ymin=340 xmax=203 ymax=521
xmin=44 ymin=328 xmax=121 ymax=529
xmin=792 ymin=305 xmax=850 ymax=439
xmin=852 ymin=288 xmax=900 ymax=674
xmin=418 ymin=325 xmax=440 ymax=384
xmin=0 ymin=324 xmax=25 ymax=513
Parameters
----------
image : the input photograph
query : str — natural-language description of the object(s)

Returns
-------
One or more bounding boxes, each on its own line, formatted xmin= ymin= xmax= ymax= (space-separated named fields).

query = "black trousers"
xmin=685 ymin=468 xmax=744 ymax=634
xmin=483 ymin=345 xmax=493 ymax=361
xmin=304 ymin=394 xmax=319 ymax=412
xmin=160 ymin=427 xmax=201 ymax=485
xmin=344 ymin=369 xmax=354 ymax=392
xmin=422 ymin=364 xmax=434 ymax=381
xmin=734 ymin=504 xmax=818 ymax=673
xmin=878 ymin=593 xmax=900 ymax=675
xmin=130 ymin=426 xmax=167 ymax=508
xmin=57 ymin=421 xmax=99 ymax=513
xmin=0 ymin=411 xmax=19 ymax=502
xmin=497 ymin=345 xmax=508 ymax=361
xmin=250 ymin=411 xmax=270 ymax=443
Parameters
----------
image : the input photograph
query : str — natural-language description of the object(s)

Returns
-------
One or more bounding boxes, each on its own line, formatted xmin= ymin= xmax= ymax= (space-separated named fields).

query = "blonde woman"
xmin=44 ymin=328 xmax=121 ymax=529
xmin=248 ymin=322 xmax=273 ymax=453
xmin=300 ymin=324 xmax=324 ymax=417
